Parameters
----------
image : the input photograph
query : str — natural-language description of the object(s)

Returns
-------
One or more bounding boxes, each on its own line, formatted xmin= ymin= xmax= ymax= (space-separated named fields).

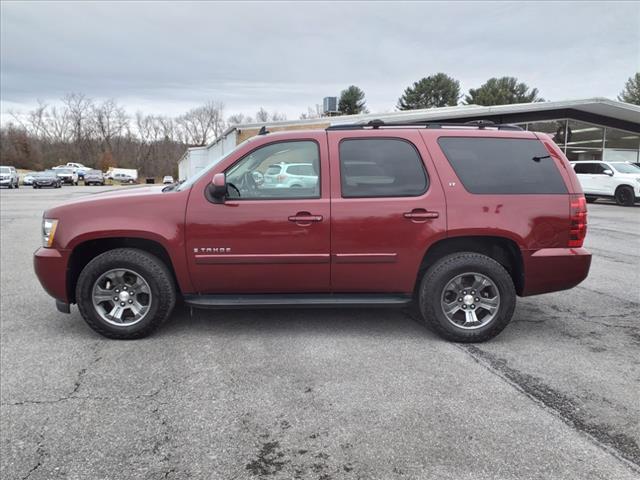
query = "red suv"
xmin=34 ymin=121 xmax=591 ymax=342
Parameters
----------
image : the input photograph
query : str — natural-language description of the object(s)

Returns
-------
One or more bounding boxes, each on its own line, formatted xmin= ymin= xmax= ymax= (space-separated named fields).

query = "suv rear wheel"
xmin=615 ymin=185 xmax=634 ymax=206
xmin=76 ymin=248 xmax=176 ymax=339
xmin=417 ymin=252 xmax=516 ymax=342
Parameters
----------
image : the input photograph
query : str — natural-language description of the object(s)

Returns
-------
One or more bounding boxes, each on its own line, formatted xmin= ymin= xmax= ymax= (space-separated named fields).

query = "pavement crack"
xmin=2 ymin=390 xmax=164 ymax=406
xmin=21 ymin=431 xmax=47 ymax=480
xmin=69 ymin=341 xmax=103 ymax=397
xmin=458 ymin=344 xmax=640 ymax=474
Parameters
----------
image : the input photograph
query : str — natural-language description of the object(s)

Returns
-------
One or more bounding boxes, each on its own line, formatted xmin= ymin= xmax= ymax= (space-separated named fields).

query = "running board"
xmin=183 ymin=293 xmax=413 ymax=309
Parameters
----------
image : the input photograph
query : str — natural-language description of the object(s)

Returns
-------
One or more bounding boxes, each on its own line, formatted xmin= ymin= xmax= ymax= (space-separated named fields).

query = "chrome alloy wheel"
xmin=440 ymin=272 xmax=500 ymax=330
xmin=92 ymin=268 xmax=152 ymax=326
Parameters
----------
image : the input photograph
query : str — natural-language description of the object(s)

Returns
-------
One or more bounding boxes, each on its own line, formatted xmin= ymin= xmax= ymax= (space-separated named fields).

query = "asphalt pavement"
xmin=1 ymin=186 xmax=638 ymax=479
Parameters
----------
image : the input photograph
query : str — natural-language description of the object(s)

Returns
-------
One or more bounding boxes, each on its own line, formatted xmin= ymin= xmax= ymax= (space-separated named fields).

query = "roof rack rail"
xmin=326 ymin=119 xmax=523 ymax=131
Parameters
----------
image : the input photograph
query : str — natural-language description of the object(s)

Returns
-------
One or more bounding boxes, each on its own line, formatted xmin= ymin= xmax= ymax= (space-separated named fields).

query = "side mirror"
xmin=208 ymin=173 xmax=227 ymax=203
xmin=603 ymin=169 xmax=614 ymax=176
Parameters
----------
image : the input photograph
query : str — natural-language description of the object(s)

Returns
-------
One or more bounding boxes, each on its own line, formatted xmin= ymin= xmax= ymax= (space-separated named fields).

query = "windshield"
xmin=58 ymin=169 xmax=72 ymax=174
xmin=0 ymin=167 xmax=9 ymax=174
xmin=176 ymin=137 xmax=255 ymax=191
xmin=610 ymin=162 xmax=640 ymax=174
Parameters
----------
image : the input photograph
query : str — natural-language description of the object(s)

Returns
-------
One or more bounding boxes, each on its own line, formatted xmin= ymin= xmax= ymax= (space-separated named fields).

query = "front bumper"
xmin=0 ymin=178 xmax=12 ymax=185
xmin=34 ymin=247 xmax=70 ymax=303
xmin=521 ymin=247 xmax=592 ymax=296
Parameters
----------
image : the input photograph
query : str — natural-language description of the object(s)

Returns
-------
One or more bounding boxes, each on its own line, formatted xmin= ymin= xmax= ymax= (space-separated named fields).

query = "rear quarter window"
xmin=438 ymin=137 xmax=568 ymax=194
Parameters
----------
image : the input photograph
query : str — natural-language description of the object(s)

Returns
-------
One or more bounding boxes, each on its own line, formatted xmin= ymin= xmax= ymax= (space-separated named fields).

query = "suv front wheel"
xmin=76 ymin=248 xmax=176 ymax=339
xmin=418 ymin=253 xmax=516 ymax=342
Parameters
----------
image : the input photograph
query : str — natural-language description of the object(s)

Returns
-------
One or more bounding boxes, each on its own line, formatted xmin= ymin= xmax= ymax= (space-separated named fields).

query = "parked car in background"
xmin=262 ymin=162 xmax=318 ymax=189
xmin=571 ymin=161 xmax=640 ymax=206
xmin=34 ymin=122 xmax=591 ymax=341
xmin=23 ymin=172 xmax=36 ymax=186
xmin=33 ymin=170 xmax=62 ymax=189
xmin=65 ymin=162 xmax=91 ymax=179
xmin=0 ymin=166 xmax=19 ymax=188
xmin=163 ymin=175 xmax=175 ymax=184
xmin=112 ymin=172 xmax=136 ymax=184
xmin=55 ymin=168 xmax=79 ymax=185
xmin=106 ymin=168 xmax=138 ymax=182
xmin=84 ymin=170 xmax=105 ymax=186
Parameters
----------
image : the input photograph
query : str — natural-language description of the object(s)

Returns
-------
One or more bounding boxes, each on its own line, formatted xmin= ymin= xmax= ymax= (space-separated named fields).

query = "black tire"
xmin=15 ymin=183 xmax=19 ymax=189
xmin=76 ymin=248 xmax=176 ymax=339
xmin=585 ymin=196 xmax=597 ymax=204
xmin=417 ymin=252 xmax=516 ymax=342
xmin=615 ymin=186 xmax=634 ymax=206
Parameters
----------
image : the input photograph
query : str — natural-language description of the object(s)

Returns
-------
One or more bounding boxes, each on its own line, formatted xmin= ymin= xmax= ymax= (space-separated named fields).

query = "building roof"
xmin=185 ymin=98 xmax=639 ymax=158
xmin=234 ymin=97 xmax=639 ymax=130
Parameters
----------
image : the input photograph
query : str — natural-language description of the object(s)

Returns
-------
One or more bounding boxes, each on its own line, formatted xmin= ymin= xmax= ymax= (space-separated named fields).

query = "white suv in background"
xmin=571 ymin=161 xmax=640 ymax=206
xmin=0 ymin=166 xmax=19 ymax=188
xmin=262 ymin=162 xmax=318 ymax=189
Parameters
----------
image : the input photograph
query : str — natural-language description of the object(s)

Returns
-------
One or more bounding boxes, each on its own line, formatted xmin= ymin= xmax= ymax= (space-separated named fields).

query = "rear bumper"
xmin=34 ymin=247 xmax=70 ymax=303
xmin=521 ymin=247 xmax=592 ymax=296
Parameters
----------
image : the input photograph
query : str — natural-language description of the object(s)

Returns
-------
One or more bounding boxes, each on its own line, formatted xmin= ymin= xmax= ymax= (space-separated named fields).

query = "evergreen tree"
xmin=464 ymin=77 xmax=544 ymax=105
xmin=338 ymin=85 xmax=367 ymax=115
xmin=618 ymin=73 xmax=640 ymax=105
xmin=397 ymin=73 xmax=461 ymax=110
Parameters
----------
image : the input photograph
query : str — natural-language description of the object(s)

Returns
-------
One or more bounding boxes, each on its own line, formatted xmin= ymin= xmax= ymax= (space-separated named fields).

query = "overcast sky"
xmin=1 ymin=1 xmax=639 ymax=122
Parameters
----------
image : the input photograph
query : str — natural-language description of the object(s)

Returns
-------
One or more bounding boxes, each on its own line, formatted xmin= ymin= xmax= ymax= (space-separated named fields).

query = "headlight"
xmin=42 ymin=219 xmax=59 ymax=248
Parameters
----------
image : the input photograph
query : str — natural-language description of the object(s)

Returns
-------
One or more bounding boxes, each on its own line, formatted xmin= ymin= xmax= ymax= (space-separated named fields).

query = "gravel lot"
xmin=1 ymin=186 xmax=639 ymax=480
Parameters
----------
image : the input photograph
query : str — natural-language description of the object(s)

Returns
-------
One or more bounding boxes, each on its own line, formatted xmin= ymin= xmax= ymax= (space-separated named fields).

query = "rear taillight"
xmin=569 ymin=194 xmax=587 ymax=247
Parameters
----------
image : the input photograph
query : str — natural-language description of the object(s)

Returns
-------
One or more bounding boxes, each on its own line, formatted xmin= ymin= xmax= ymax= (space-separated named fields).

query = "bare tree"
xmin=62 ymin=93 xmax=93 ymax=143
xmin=92 ymin=99 xmax=128 ymax=151
xmin=254 ymin=108 xmax=287 ymax=123
xmin=228 ymin=113 xmax=254 ymax=125
xmin=299 ymin=104 xmax=323 ymax=120
xmin=177 ymin=101 xmax=226 ymax=146
xmin=255 ymin=107 xmax=269 ymax=123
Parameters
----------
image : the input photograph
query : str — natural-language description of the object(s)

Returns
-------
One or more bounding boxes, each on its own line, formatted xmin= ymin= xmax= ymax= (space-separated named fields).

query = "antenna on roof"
xmin=258 ymin=126 xmax=269 ymax=135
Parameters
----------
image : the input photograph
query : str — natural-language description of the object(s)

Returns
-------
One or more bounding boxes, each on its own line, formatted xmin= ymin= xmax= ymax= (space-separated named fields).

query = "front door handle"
xmin=403 ymin=209 xmax=439 ymax=221
xmin=288 ymin=212 xmax=323 ymax=224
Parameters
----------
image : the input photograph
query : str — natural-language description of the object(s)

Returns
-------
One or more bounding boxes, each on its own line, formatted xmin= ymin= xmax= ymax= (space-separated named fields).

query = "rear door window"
xmin=438 ymin=137 xmax=568 ymax=194
xmin=573 ymin=163 xmax=594 ymax=174
xmin=339 ymin=138 xmax=428 ymax=198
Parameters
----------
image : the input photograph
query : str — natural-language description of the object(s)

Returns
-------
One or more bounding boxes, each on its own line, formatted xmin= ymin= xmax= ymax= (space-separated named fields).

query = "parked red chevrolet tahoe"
xmin=34 ymin=122 xmax=591 ymax=341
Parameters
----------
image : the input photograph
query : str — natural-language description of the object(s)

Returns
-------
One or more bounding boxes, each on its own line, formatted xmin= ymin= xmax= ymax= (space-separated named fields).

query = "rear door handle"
xmin=403 ymin=209 xmax=439 ymax=221
xmin=288 ymin=212 xmax=323 ymax=224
